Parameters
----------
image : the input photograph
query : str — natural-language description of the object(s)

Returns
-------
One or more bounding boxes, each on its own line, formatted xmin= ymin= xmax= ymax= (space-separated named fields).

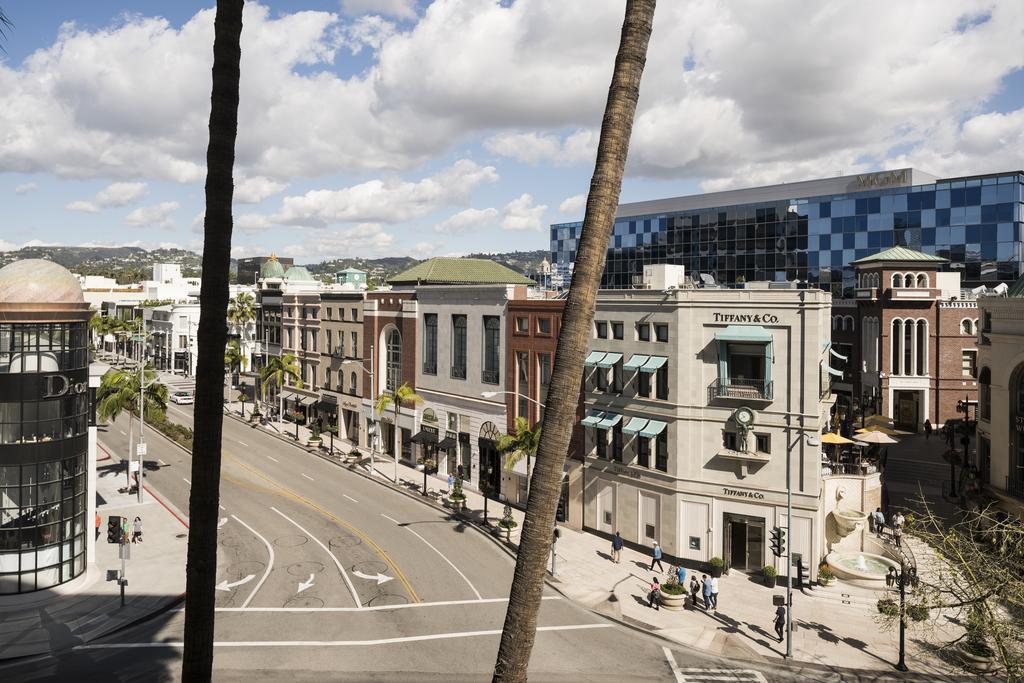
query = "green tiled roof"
xmin=388 ymin=257 xmax=535 ymax=285
xmin=1007 ymin=274 xmax=1024 ymax=299
xmin=850 ymin=247 xmax=948 ymax=265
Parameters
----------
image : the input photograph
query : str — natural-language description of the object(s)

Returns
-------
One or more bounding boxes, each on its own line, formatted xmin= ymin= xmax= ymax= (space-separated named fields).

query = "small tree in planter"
xmin=762 ymin=564 xmax=777 ymax=587
xmin=498 ymin=503 xmax=518 ymax=542
xmin=345 ymin=448 xmax=361 ymax=464
xmin=709 ymin=556 xmax=724 ymax=578
xmin=449 ymin=475 xmax=467 ymax=513
xmin=818 ymin=566 xmax=835 ymax=586
xmin=307 ymin=423 xmax=322 ymax=448
xmin=958 ymin=605 xmax=997 ymax=673
xmin=659 ymin=569 xmax=688 ymax=610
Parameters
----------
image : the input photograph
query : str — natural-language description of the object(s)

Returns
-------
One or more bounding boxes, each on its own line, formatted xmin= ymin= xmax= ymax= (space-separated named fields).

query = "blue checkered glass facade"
xmin=550 ymin=173 xmax=1024 ymax=295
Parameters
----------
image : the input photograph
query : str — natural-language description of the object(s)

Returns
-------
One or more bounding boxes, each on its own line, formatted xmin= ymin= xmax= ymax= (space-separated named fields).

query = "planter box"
xmin=449 ymin=498 xmax=466 ymax=513
xmin=495 ymin=524 xmax=519 ymax=542
xmin=307 ymin=438 xmax=322 ymax=448
xmin=709 ymin=565 xmax=724 ymax=578
xmin=819 ymin=577 xmax=835 ymax=587
xmin=957 ymin=643 xmax=998 ymax=673
xmin=659 ymin=589 xmax=688 ymax=611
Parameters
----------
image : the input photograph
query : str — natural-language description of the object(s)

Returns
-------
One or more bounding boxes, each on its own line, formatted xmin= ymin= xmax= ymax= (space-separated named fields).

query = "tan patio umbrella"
xmin=854 ymin=431 xmax=899 ymax=445
xmin=820 ymin=431 xmax=854 ymax=465
xmin=863 ymin=414 xmax=893 ymax=425
xmin=855 ymin=424 xmax=911 ymax=436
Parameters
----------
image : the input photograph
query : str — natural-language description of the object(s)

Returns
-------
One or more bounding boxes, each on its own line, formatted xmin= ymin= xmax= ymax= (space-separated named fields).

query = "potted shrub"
xmin=709 ymin=556 xmax=724 ymax=578
xmin=957 ymin=605 xmax=998 ymax=673
xmin=818 ymin=566 xmax=836 ymax=586
xmin=345 ymin=449 xmax=361 ymax=463
xmin=448 ymin=476 xmax=467 ymax=513
xmin=876 ymin=597 xmax=898 ymax=617
xmin=307 ymin=423 xmax=322 ymax=448
xmin=762 ymin=564 xmax=778 ymax=587
xmin=659 ymin=575 xmax=688 ymax=611
xmin=497 ymin=503 xmax=519 ymax=542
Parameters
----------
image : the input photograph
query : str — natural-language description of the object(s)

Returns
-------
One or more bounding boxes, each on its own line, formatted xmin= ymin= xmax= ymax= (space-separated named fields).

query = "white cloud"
xmin=66 ymin=181 xmax=149 ymax=213
xmin=337 ymin=15 xmax=397 ymax=55
xmin=341 ymin=0 xmax=418 ymax=21
xmin=66 ymin=200 xmax=100 ymax=213
xmin=234 ymin=176 xmax=287 ymax=204
xmin=124 ymin=201 xmax=179 ymax=229
xmin=14 ymin=183 xmax=38 ymax=195
xmin=558 ymin=193 xmax=586 ymax=215
xmin=157 ymin=241 xmax=182 ymax=250
xmin=235 ymin=213 xmax=274 ymax=234
xmin=502 ymin=193 xmax=547 ymax=232
xmin=409 ymin=241 xmax=438 ymax=258
xmin=433 ymin=207 xmax=498 ymax=234
xmin=274 ymin=159 xmax=498 ymax=227
xmin=314 ymin=223 xmax=396 ymax=258
xmin=0 ymin=239 xmax=19 ymax=251
xmin=484 ymin=129 xmax=596 ymax=166
xmin=231 ymin=244 xmax=268 ymax=259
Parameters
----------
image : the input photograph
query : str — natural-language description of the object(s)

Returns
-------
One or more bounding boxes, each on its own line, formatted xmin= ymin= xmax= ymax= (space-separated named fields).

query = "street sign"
xmin=136 ymin=443 xmax=148 ymax=457
xmin=128 ymin=460 xmax=141 ymax=473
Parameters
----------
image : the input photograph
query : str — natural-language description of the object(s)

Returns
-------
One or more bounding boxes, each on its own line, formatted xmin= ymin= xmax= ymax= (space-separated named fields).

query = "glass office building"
xmin=550 ymin=169 xmax=1024 ymax=295
xmin=0 ymin=260 xmax=93 ymax=594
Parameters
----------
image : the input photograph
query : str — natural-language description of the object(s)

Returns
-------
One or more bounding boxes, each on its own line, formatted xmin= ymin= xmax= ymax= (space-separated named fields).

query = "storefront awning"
xmin=826 ymin=366 xmax=845 ymax=378
xmin=298 ymin=395 xmax=317 ymax=406
xmin=623 ymin=354 xmax=649 ymax=371
xmin=715 ymin=325 xmax=773 ymax=343
xmin=595 ymin=413 xmax=622 ymax=430
xmin=622 ymin=416 xmax=649 ymax=435
xmin=829 ymin=347 xmax=848 ymax=361
xmin=639 ymin=419 xmax=667 ymax=438
xmin=639 ymin=355 xmax=667 ymax=373
xmin=411 ymin=429 xmax=438 ymax=444
xmin=581 ymin=411 xmax=605 ymax=427
xmin=595 ymin=352 xmax=623 ymax=369
xmin=584 ymin=351 xmax=607 ymax=367
xmin=437 ymin=436 xmax=457 ymax=450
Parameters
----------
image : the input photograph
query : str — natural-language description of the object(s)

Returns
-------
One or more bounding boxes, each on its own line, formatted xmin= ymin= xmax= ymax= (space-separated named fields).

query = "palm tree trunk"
xmin=182 ymin=2 xmax=243 ymax=680
xmin=492 ymin=3 xmax=655 ymax=681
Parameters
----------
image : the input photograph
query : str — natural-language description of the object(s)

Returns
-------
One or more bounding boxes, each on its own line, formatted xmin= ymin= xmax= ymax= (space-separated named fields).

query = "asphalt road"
xmin=0 ymin=390 xmax=926 ymax=682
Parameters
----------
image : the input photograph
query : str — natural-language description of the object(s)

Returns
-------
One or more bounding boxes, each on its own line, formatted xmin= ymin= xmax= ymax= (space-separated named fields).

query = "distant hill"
xmin=0 ymin=245 xmax=551 ymax=285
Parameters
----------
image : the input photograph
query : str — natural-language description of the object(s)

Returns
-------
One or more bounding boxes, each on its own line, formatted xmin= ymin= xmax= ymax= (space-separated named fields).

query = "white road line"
xmin=230 ymin=514 xmax=274 ymax=609
xmin=381 ymin=513 xmax=482 ymax=600
xmin=663 ymin=647 xmax=685 ymax=683
xmin=183 ymin=478 xmax=191 ymax=485
xmin=73 ymin=623 xmax=612 ymax=650
xmin=270 ymin=506 xmax=361 ymax=609
xmin=237 ymin=441 xmax=248 ymax=446
xmin=380 ymin=513 xmax=400 ymax=525
xmin=219 ymin=505 xmax=227 ymax=511
xmin=266 ymin=456 xmax=279 ymax=463
xmin=119 ymin=430 xmax=127 ymax=436
xmin=342 ymin=494 xmax=358 ymax=504
xmin=301 ymin=473 xmax=315 ymax=481
xmin=676 ymin=669 xmax=767 ymax=683
xmin=213 ymin=596 xmax=562 ymax=613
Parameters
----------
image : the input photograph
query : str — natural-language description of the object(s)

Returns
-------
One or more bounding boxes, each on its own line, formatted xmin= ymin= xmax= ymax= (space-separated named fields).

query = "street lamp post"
xmin=342 ymin=343 xmax=376 ymax=478
xmin=896 ymin=560 xmax=909 ymax=672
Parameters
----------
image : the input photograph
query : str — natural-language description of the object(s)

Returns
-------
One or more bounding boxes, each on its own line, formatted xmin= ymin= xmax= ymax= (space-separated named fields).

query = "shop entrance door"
xmin=723 ymin=514 xmax=765 ymax=572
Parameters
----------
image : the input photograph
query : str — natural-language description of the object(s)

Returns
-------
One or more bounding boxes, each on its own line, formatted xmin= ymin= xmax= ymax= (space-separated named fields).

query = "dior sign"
xmin=42 ymin=374 xmax=87 ymax=399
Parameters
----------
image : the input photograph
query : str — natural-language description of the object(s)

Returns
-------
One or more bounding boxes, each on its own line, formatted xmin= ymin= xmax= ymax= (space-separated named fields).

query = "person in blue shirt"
xmin=675 ymin=564 xmax=686 ymax=586
xmin=649 ymin=542 xmax=664 ymax=571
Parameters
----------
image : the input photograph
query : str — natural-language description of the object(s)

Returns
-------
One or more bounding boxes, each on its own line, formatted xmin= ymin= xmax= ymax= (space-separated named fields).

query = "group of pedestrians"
xmin=870 ymin=507 xmax=905 ymax=549
xmin=686 ymin=573 xmax=718 ymax=611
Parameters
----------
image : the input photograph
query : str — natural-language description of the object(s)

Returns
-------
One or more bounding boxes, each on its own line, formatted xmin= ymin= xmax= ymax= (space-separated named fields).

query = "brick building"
xmin=850 ymin=247 xmax=979 ymax=431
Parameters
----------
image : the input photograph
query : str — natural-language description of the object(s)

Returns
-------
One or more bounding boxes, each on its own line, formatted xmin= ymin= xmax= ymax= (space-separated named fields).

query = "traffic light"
xmin=107 ymin=516 xmax=123 ymax=544
xmin=770 ymin=526 xmax=786 ymax=557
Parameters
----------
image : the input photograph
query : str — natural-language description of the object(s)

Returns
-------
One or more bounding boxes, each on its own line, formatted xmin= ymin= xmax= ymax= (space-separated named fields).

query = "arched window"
xmin=892 ymin=274 xmax=901 ymax=288
xmin=845 ymin=316 xmax=855 ymax=332
xmin=961 ymin=319 xmax=973 ymax=336
xmin=903 ymin=273 xmax=914 ymax=288
xmin=422 ymin=408 xmax=437 ymax=424
xmin=978 ymin=367 xmax=991 ymax=421
xmin=350 ymin=371 xmax=357 ymax=394
xmin=915 ymin=319 xmax=927 ymax=376
xmin=916 ymin=273 xmax=928 ymax=288
xmin=832 ymin=316 xmax=838 ymax=331
xmin=891 ymin=319 xmax=902 ymax=374
xmin=386 ymin=328 xmax=402 ymax=392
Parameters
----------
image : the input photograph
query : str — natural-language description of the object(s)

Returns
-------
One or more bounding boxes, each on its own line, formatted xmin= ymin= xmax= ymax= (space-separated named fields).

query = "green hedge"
xmin=149 ymin=414 xmax=194 ymax=451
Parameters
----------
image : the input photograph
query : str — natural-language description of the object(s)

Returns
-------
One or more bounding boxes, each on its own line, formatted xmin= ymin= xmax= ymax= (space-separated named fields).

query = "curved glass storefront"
xmin=0 ymin=322 xmax=90 ymax=594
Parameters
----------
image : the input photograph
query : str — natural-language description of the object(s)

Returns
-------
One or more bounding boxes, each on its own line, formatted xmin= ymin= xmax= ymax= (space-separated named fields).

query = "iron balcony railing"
xmin=1006 ymin=476 xmax=1024 ymax=500
xmin=708 ymin=377 xmax=773 ymax=401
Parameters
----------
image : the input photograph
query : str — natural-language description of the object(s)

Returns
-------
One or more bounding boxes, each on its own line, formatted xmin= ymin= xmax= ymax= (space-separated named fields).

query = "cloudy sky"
xmin=2 ymin=0 xmax=1023 ymax=263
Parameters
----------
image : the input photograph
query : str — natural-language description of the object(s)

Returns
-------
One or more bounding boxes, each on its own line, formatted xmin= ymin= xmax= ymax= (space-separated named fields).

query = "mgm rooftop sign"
xmin=855 ymin=169 xmax=910 ymax=189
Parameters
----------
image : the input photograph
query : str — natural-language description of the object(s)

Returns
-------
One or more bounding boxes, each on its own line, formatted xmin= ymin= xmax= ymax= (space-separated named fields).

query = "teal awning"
xmin=580 ymin=410 xmax=605 ymax=427
xmin=595 ymin=352 xmax=623 ymax=369
xmin=596 ymin=413 xmax=622 ymax=430
xmin=639 ymin=419 xmax=667 ymax=438
xmin=623 ymin=354 xmax=650 ymax=371
xmin=829 ymin=347 xmax=848 ymax=361
xmin=826 ymin=366 xmax=844 ymax=378
xmin=715 ymin=325 xmax=773 ymax=343
xmin=584 ymin=351 xmax=607 ymax=367
xmin=639 ymin=355 xmax=667 ymax=373
xmin=622 ymin=417 xmax=648 ymax=435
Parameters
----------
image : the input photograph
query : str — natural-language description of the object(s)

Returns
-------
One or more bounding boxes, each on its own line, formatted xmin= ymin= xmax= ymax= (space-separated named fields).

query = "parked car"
xmin=170 ymin=391 xmax=194 ymax=405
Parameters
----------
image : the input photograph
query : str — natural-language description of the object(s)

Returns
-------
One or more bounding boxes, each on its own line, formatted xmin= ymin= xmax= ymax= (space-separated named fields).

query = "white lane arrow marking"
xmin=215 ymin=574 xmax=255 ymax=592
xmin=218 ymin=517 xmax=229 ymax=529
xmin=297 ymin=574 xmax=315 ymax=593
xmin=352 ymin=570 xmax=393 ymax=585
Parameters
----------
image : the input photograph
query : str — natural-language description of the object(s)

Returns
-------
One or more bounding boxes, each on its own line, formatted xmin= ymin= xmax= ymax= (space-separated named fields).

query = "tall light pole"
xmin=342 ymin=343 xmax=376 ymax=478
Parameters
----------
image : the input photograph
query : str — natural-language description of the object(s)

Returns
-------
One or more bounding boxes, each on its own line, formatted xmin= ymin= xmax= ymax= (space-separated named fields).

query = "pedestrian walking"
xmin=131 ymin=516 xmax=143 ymax=543
xmin=675 ymin=564 xmax=686 ymax=586
xmin=893 ymin=524 xmax=903 ymax=549
xmin=702 ymin=574 xmax=713 ymax=611
xmin=710 ymin=576 xmax=720 ymax=610
xmin=95 ymin=512 xmax=101 ymax=540
xmin=447 ymin=473 xmax=454 ymax=495
xmin=924 ymin=419 xmax=933 ymax=440
xmin=892 ymin=510 xmax=905 ymax=530
xmin=648 ymin=577 xmax=661 ymax=610
xmin=774 ymin=604 xmax=786 ymax=642
xmin=872 ymin=507 xmax=886 ymax=539
xmin=689 ymin=576 xmax=701 ymax=608
xmin=886 ymin=566 xmax=897 ymax=588
xmin=649 ymin=541 xmax=664 ymax=572
xmin=611 ymin=531 xmax=624 ymax=564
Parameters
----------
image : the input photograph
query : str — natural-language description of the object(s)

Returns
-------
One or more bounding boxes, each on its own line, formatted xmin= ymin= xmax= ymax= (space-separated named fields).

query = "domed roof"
xmin=260 ymin=255 xmax=285 ymax=278
xmin=283 ymin=265 xmax=314 ymax=281
xmin=0 ymin=259 xmax=85 ymax=304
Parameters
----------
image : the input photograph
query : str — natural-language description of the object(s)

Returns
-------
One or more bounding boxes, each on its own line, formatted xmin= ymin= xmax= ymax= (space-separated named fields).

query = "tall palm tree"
xmin=492 ymin=2 xmax=656 ymax=681
xmin=182 ymin=1 xmax=243 ymax=679
xmin=374 ymin=382 xmax=422 ymax=483
xmin=228 ymin=292 xmax=255 ymax=369
xmin=0 ymin=7 xmax=12 ymax=52
xmin=224 ymin=339 xmax=244 ymax=380
xmin=96 ymin=366 xmax=168 ymax=488
xmin=497 ymin=416 xmax=542 ymax=492
xmin=260 ymin=353 xmax=302 ymax=426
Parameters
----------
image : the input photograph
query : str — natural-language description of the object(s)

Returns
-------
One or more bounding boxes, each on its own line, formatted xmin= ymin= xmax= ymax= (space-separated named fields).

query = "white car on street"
xmin=170 ymin=391 xmax=195 ymax=405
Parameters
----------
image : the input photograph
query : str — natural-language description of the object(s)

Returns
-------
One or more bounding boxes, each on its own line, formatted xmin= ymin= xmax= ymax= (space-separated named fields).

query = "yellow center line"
xmin=222 ymin=452 xmax=421 ymax=604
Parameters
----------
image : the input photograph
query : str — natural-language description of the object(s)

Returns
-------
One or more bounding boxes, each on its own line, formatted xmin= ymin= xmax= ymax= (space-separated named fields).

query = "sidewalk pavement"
xmin=0 ymin=444 xmax=188 ymax=659
xmin=224 ymin=399 xmax=967 ymax=676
